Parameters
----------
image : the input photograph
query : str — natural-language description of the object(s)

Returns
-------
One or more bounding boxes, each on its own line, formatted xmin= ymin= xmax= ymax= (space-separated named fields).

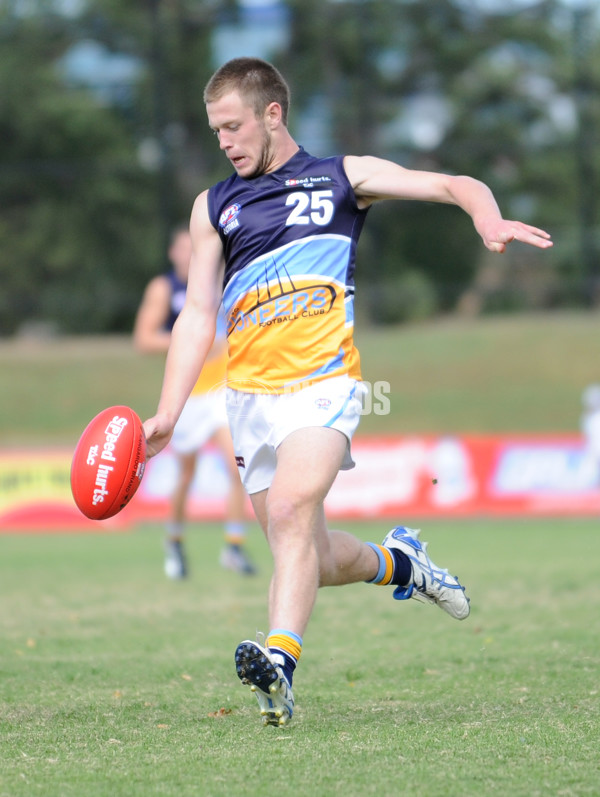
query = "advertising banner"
xmin=328 ymin=434 xmax=600 ymax=517
xmin=1 ymin=434 xmax=599 ymax=532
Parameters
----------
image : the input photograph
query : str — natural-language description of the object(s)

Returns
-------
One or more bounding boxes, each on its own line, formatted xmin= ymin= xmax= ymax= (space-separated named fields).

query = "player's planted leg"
xmin=235 ymin=639 xmax=294 ymax=727
xmin=164 ymin=538 xmax=187 ymax=580
xmin=219 ymin=543 xmax=256 ymax=574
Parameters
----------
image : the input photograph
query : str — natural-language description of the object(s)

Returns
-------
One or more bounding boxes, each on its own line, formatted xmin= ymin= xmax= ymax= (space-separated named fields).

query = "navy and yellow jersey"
xmin=164 ymin=271 xmax=187 ymax=333
xmin=207 ymin=148 xmax=370 ymax=394
xmin=163 ymin=270 xmax=228 ymax=395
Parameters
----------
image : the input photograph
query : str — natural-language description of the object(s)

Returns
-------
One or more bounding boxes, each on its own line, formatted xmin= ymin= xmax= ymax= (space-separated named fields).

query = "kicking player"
xmin=142 ymin=58 xmax=553 ymax=724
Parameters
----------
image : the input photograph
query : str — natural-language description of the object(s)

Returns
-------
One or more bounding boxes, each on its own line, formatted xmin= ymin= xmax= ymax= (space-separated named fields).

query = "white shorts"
xmin=171 ymin=392 xmax=229 ymax=455
xmin=226 ymin=375 xmax=367 ymax=494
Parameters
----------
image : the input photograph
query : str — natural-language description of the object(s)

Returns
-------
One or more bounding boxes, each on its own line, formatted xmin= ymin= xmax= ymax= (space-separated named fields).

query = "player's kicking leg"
xmin=374 ymin=526 xmax=470 ymax=620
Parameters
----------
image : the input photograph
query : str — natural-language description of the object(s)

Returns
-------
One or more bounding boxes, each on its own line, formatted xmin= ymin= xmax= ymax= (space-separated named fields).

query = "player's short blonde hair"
xmin=204 ymin=57 xmax=290 ymax=125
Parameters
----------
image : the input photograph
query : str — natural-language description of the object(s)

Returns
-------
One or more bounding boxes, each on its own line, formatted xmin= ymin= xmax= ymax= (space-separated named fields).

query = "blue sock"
xmin=272 ymin=651 xmax=296 ymax=686
xmin=267 ymin=630 xmax=302 ymax=687
xmin=390 ymin=548 xmax=413 ymax=587
xmin=366 ymin=543 xmax=413 ymax=587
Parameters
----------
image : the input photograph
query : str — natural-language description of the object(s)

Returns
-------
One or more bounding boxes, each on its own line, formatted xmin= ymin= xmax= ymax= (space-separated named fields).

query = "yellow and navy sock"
xmin=224 ymin=521 xmax=247 ymax=548
xmin=267 ymin=629 xmax=302 ymax=686
xmin=166 ymin=521 xmax=184 ymax=542
xmin=365 ymin=542 xmax=412 ymax=587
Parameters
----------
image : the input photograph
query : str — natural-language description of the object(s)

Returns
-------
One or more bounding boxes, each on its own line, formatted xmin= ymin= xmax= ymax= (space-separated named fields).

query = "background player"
xmin=134 ymin=224 xmax=255 ymax=579
xmin=142 ymin=58 xmax=553 ymax=725
xmin=580 ymin=384 xmax=600 ymax=487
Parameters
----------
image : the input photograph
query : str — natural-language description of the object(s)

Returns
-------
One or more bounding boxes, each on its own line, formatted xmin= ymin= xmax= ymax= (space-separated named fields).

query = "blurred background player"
xmin=134 ymin=224 xmax=255 ymax=578
xmin=580 ymin=384 xmax=600 ymax=487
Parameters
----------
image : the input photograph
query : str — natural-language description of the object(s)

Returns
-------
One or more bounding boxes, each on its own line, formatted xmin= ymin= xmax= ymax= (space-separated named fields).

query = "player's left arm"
xmin=344 ymin=154 xmax=553 ymax=254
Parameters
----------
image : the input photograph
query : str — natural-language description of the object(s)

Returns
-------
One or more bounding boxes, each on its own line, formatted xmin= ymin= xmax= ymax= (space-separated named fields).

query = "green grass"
xmin=1 ymin=519 xmax=599 ymax=796
xmin=2 ymin=315 xmax=599 ymax=794
xmin=355 ymin=311 xmax=600 ymax=434
xmin=1 ymin=312 xmax=599 ymax=444
xmin=0 ymin=336 xmax=164 ymax=446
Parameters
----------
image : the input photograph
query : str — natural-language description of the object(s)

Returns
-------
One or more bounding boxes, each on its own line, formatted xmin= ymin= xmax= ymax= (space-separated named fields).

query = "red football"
xmin=70 ymin=405 xmax=146 ymax=520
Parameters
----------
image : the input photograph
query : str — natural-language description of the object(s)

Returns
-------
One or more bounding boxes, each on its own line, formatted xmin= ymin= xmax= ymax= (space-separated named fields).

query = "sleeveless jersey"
xmin=207 ymin=148 xmax=369 ymax=393
xmin=163 ymin=270 xmax=228 ymax=395
xmin=164 ymin=271 xmax=187 ymax=332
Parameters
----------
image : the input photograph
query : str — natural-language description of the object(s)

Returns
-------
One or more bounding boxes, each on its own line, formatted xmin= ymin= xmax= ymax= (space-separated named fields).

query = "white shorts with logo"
xmin=170 ymin=392 xmax=229 ymax=455
xmin=226 ymin=375 xmax=367 ymax=494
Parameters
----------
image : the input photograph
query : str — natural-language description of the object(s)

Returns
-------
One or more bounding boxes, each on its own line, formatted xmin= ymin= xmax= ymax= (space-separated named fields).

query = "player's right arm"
xmin=143 ymin=191 xmax=225 ymax=457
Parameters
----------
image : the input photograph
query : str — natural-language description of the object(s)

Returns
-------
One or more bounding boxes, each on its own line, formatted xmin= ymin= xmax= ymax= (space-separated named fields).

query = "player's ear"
xmin=265 ymin=102 xmax=282 ymax=129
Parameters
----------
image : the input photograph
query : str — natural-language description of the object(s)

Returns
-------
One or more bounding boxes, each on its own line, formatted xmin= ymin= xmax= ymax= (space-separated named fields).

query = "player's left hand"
xmin=142 ymin=414 xmax=174 ymax=458
xmin=482 ymin=220 xmax=553 ymax=254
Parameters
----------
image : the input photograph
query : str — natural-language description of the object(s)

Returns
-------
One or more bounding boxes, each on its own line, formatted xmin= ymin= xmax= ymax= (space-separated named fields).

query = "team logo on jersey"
xmin=284 ymin=176 xmax=332 ymax=189
xmin=227 ymin=263 xmax=337 ymax=335
xmin=315 ymin=398 xmax=332 ymax=410
xmin=219 ymin=203 xmax=241 ymax=235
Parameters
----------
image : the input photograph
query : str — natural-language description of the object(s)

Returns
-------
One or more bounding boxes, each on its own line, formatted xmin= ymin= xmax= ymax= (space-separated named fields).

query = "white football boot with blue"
xmin=382 ymin=526 xmax=470 ymax=620
xmin=164 ymin=539 xmax=187 ymax=580
xmin=235 ymin=639 xmax=294 ymax=727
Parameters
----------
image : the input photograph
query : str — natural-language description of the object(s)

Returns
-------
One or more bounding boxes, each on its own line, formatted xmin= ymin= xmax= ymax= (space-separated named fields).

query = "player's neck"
xmin=264 ymin=133 xmax=300 ymax=175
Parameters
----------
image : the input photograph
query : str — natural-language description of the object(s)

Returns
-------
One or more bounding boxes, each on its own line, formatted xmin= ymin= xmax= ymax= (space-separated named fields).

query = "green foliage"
xmin=357 ymin=199 xmax=481 ymax=315
xmin=0 ymin=10 xmax=161 ymax=334
xmin=366 ymin=268 xmax=438 ymax=325
xmin=284 ymin=0 xmax=600 ymax=318
xmin=1 ymin=1 xmax=599 ymax=333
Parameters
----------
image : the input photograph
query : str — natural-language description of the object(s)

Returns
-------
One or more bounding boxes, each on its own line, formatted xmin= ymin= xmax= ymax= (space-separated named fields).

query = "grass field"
xmin=1 ymin=519 xmax=599 ymax=796
xmin=1 ymin=312 xmax=599 ymax=795
xmin=1 ymin=312 xmax=599 ymax=444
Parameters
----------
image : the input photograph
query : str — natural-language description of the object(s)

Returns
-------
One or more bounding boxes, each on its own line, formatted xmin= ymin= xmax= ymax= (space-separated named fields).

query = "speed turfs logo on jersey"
xmin=219 ymin=203 xmax=241 ymax=235
xmin=284 ymin=176 xmax=332 ymax=189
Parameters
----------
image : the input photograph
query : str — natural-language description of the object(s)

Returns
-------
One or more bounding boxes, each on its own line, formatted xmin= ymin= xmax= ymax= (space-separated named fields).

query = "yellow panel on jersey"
xmin=191 ymin=342 xmax=228 ymax=396
xmin=224 ymin=256 xmax=361 ymax=394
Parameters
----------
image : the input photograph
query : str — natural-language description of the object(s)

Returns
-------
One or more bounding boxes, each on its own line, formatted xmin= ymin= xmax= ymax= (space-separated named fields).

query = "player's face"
xmin=207 ymin=91 xmax=275 ymax=179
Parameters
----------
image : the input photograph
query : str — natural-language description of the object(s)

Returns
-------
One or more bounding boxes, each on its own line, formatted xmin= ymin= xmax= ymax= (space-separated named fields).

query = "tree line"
xmin=1 ymin=0 xmax=598 ymax=335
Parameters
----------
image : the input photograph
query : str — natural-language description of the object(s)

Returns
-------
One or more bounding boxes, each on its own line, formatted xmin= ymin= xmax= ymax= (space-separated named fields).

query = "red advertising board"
xmin=327 ymin=434 xmax=600 ymax=517
xmin=1 ymin=434 xmax=599 ymax=532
